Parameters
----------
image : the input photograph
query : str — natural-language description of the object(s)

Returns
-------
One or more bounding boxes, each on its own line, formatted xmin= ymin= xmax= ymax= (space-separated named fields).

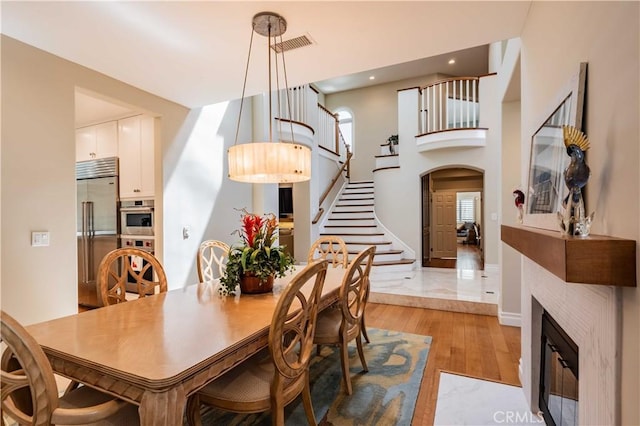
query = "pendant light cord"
xmin=233 ymin=25 xmax=256 ymax=146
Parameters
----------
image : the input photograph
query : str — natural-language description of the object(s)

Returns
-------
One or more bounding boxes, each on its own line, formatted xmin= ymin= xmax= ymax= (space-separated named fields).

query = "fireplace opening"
xmin=539 ymin=310 xmax=579 ymax=426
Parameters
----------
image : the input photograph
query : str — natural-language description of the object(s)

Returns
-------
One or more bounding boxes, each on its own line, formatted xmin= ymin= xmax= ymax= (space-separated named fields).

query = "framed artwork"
xmin=523 ymin=62 xmax=587 ymax=230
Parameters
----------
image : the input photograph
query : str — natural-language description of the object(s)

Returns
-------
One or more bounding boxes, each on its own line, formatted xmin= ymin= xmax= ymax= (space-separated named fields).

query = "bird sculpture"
xmin=513 ymin=189 xmax=525 ymax=223
xmin=562 ymin=125 xmax=591 ymax=206
xmin=558 ymin=125 xmax=594 ymax=236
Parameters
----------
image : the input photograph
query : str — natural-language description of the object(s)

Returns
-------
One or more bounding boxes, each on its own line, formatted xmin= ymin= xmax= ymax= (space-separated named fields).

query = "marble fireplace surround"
xmin=521 ymin=258 xmax=620 ymax=425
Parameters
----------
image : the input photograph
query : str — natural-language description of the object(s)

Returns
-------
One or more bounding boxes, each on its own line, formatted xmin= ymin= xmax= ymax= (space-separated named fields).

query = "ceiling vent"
xmin=271 ymin=34 xmax=313 ymax=53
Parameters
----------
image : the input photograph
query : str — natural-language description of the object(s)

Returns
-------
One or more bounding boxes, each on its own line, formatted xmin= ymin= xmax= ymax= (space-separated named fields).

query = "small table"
xmin=26 ymin=265 xmax=344 ymax=425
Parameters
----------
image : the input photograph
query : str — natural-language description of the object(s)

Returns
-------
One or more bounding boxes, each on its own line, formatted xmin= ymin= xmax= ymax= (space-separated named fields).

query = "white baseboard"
xmin=499 ymin=310 xmax=521 ymax=327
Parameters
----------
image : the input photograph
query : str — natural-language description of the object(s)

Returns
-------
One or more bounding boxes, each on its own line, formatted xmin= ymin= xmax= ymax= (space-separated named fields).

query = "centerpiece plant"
xmin=219 ymin=209 xmax=295 ymax=295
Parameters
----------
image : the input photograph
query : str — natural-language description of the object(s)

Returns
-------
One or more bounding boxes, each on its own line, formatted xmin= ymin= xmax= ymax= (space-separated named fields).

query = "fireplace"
xmin=539 ymin=310 xmax=579 ymax=426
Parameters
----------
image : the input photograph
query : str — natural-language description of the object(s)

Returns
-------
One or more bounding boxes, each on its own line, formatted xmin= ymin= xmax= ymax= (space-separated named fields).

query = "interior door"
xmin=431 ymin=191 xmax=457 ymax=258
xmin=421 ymin=175 xmax=431 ymax=266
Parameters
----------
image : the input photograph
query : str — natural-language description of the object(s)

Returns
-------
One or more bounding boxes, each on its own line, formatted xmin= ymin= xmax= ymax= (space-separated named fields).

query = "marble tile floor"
xmin=369 ymin=264 xmax=499 ymax=316
xmin=434 ymin=372 xmax=545 ymax=425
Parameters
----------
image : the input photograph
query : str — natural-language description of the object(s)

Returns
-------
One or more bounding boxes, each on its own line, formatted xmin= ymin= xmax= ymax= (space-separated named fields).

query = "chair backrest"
xmin=97 ymin=248 xmax=168 ymax=306
xmin=197 ymin=240 xmax=230 ymax=282
xmin=339 ymin=246 xmax=376 ymax=332
xmin=269 ymin=260 xmax=327 ymax=381
xmin=307 ymin=236 xmax=348 ymax=268
xmin=1 ymin=310 xmax=60 ymax=425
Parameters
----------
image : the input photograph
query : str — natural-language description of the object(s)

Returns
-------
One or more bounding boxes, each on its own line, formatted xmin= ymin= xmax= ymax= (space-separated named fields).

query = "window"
xmin=336 ymin=110 xmax=353 ymax=155
xmin=456 ymin=196 xmax=475 ymax=222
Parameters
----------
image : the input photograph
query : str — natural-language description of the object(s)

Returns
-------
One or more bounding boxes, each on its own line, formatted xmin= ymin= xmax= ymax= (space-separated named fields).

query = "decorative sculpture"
xmin=513 ymin=189 xmax=525 ymax=224
xmin=557 ymin=125 xmax=594 ymax=236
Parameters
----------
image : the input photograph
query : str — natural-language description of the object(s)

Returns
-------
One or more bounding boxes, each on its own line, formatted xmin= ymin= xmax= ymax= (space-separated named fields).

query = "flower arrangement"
xmin=219 ymin=209 xmax=295 ymax=295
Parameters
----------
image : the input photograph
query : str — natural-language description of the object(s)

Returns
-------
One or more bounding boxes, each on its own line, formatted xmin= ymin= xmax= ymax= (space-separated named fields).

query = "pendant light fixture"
xmin=227 ymin=12 xmax=311 ymax=184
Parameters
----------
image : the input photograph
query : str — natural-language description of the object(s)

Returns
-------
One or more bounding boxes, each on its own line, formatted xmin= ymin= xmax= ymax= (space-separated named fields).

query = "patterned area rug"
xmin=199 ymin=328 xmax=432 ymax=425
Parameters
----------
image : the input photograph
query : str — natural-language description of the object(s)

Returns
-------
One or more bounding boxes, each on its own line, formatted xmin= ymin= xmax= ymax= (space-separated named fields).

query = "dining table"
xmin=25 ymin=264 xmax=345 ymax=425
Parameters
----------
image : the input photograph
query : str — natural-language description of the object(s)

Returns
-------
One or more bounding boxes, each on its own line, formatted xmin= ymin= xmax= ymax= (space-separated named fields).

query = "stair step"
xmin=328 ymin=217 xmax=375 ymax=221
xmin=321 ymin=232 xmax=384 ymax=236
xmin=339 ymin=197 xmax=374 ymax=201
xmin=324 ymin=225 xmax=377 ymax=228
xmin=349 ymin=249 xmax=403 ymax=255
xmin=335 ymin=203 xmax=375 ymax=207
xmin=342 ymin=190 xmax=374 ymax=195
xmin=372 ymin=259 xmax=416 ymax=267
xmin=348 ymin=181 xmax=373 ymax=185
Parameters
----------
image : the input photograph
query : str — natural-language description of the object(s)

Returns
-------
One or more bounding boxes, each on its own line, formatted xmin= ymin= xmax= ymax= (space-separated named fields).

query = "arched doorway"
xmin=421 ymin=167 xmax=484 ymax=270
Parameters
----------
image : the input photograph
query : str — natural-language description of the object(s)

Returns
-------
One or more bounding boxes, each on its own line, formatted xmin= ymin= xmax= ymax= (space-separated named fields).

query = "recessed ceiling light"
xmin=448 ymin=59 xmax=456 ymax=65
xmin=369 ymin=76 xmax=375 ymax=80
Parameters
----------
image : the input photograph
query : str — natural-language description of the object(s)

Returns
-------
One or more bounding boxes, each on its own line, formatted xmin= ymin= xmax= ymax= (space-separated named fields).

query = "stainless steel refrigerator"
xmin=77 ymin=157 xmax=120 ymax=308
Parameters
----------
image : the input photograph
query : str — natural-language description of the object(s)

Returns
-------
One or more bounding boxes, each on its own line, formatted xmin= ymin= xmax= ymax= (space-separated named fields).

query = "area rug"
xmin=199 ymin=328 xmax=432 ymax=425
xmin=433 ymin=372 xmax=544 ymax=425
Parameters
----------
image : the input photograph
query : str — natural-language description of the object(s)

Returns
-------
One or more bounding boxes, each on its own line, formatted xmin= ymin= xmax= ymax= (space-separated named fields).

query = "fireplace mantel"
xmin=501 ymin=225 xmax=636 ymax=287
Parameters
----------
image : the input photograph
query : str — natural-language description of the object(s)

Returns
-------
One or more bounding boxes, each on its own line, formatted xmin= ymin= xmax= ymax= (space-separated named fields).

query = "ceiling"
xmin=2 ymin=1 xmax=531 ymax=118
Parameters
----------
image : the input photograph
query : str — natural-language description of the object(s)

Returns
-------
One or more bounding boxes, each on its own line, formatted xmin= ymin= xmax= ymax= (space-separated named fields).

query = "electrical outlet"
xmin=31 ymin=231 xmax=50 ymax=247
xmin=183 ymin=226 xmax=190 ymax=240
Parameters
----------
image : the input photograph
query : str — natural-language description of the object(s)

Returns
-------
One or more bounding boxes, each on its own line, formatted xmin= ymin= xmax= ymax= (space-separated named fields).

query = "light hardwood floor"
xmin=365 ymin=303 xmax=521 ymax=425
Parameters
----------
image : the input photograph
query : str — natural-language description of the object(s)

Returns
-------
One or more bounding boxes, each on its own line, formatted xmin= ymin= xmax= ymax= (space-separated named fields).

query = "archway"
xmin=421 ymin=167 xmax=484 ymax=270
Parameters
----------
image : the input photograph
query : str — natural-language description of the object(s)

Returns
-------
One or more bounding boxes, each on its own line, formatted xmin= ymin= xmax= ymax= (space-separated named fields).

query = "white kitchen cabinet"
xmin=118 ymin=115 xmax=155 ymax=199
xmin=75 ymin=121 xmax=118 ymax=162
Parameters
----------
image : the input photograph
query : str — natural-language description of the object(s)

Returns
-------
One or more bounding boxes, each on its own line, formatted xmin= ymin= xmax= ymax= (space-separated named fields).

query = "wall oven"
xmin=120 ymin=200 xmax=154 ymax=236
xmin=121 ymin=235 xmax=155 ymax=294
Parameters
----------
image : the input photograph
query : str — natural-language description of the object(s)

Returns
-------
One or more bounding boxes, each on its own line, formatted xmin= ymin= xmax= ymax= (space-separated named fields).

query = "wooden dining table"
xmin=26 ymin=265 xmax=345 ymax=425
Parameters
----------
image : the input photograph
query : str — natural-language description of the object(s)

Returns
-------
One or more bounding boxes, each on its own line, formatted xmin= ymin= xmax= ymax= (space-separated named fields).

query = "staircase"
xmin=321 ymin=181 xmax=415 ymax=272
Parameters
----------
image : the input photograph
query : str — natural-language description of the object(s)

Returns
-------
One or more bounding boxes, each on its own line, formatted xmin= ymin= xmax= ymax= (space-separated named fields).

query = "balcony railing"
xmin=420 ymin=77 xmax=479 ymax=134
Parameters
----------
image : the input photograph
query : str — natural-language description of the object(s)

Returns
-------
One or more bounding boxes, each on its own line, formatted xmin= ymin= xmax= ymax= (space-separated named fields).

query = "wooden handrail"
xmin=311 ymin=208 xmax=325 ymax=225
xmin=420 ymin=76 xmax=479 ymax=92
xmin=319 ymin=152 xmax=352 ymax=207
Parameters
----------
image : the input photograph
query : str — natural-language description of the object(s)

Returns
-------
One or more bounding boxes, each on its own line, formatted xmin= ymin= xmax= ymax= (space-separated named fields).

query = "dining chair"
xmin=313 ymin=245 xmax=375 ymax=395
xmin=186 ymin=260 xmax=328 ymax=426
xmin=196 ymin=240 xmax=230 ymax=282
xmin=97 ymin=247 xmax=168 ymax=306
xmin=0 ymin=310 xmax=139 ymax=425
xmin=308 ymin=235 xmax=372 ymax=344
xmin=307 ymin=235 xmax=348 ymax=268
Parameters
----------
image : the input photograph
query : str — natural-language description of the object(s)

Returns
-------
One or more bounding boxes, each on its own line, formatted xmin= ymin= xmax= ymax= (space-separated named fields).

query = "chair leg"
xmin=356 ymin=334 xmax=368 ymax=372
xmin=301 ymin=374 xmax=318 ymax=426
xmin=271 ymin=400 xmax=285 ymax=426
xmin=185 ymin=394 xmax=203 ymax=426
xmin=339 ymin=342 xmax=353 ymax=395
xmin=361 ymin=315 xmax=370 ymax=343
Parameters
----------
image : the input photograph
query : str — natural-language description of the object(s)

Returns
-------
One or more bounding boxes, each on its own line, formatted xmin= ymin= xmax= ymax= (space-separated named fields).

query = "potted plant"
xmin=219 ymin=209 xmax=295 ymax=295
xmin=387 ymin=134 xmax=398 ymax=154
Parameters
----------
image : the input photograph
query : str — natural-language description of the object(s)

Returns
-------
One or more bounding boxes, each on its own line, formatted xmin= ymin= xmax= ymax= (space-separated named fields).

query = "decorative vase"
xmin=239 ymin=273 xmax=274 ymax=294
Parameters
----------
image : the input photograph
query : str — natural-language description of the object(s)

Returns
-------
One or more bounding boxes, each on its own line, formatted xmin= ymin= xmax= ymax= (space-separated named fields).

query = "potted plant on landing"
xmin=387 ymin=134 xmax=398 ymax=154
xmin=219 ymin=209 xmax=295 ymax=295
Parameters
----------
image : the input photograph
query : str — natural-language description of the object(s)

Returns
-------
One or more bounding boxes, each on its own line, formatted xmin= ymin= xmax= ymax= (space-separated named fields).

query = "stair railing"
xmin=313 ymin=151 xmax=353 ymax=224
xmin=420 ymin=77 xmax=480 ymax=134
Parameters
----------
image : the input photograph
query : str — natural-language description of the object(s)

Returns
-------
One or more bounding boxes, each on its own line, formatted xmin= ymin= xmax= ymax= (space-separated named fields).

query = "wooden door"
xmin=431 ymin=191 xmax=457 ymax=258
xmin=421 ymin=175 xmax=430 ymax=266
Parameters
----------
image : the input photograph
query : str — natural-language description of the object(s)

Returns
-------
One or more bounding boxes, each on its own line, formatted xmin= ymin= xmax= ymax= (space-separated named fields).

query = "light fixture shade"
xmin=228 ymin=142 xmax=311 ymax=183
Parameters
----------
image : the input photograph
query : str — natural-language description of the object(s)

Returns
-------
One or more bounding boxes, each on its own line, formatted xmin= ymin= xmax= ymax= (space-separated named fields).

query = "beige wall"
xmin=324 ymin=74 xmax=446 ymax=182
xmin=520 ymin=2 xmax=639 ymax=423
xmin=0 ymin=36 xmax=253 ymax=325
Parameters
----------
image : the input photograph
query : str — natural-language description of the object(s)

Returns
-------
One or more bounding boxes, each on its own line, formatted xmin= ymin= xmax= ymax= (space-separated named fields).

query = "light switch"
xmin=490 ymin=212 xmax=498 ymax=221
xmin=31 ymin=231 xmax=50 ymax=247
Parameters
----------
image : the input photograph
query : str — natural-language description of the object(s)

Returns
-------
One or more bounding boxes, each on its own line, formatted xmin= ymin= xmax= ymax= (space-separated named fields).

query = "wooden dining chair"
xmin=308 ymin=235 xmax=372 ymax=344
xmin=197 ymin=240 xmax=230 ymax=282
xmin=313 ymin=245 xmax=375 ymax=395
xmin=186 ymin=260 xmax=328 ymax=426
xmin=307 ymin=235 xmax=348 ymax=268
xmin=0 ymin=310 xmax=139 ymax=425
xmin=97 ymin=247 xmax=168 ymax=307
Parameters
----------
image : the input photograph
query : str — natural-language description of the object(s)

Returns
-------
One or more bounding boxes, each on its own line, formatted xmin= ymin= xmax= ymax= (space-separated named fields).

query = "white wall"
xmin=325 ymin=74 xmax=446 ymax=182
xmin=162 ymin=99 xmax=252 ymax=288
xmin=519 ymin=2 xmax=639 ymax=423
xmin=375 ymin=75 xmax=501 ymax=266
